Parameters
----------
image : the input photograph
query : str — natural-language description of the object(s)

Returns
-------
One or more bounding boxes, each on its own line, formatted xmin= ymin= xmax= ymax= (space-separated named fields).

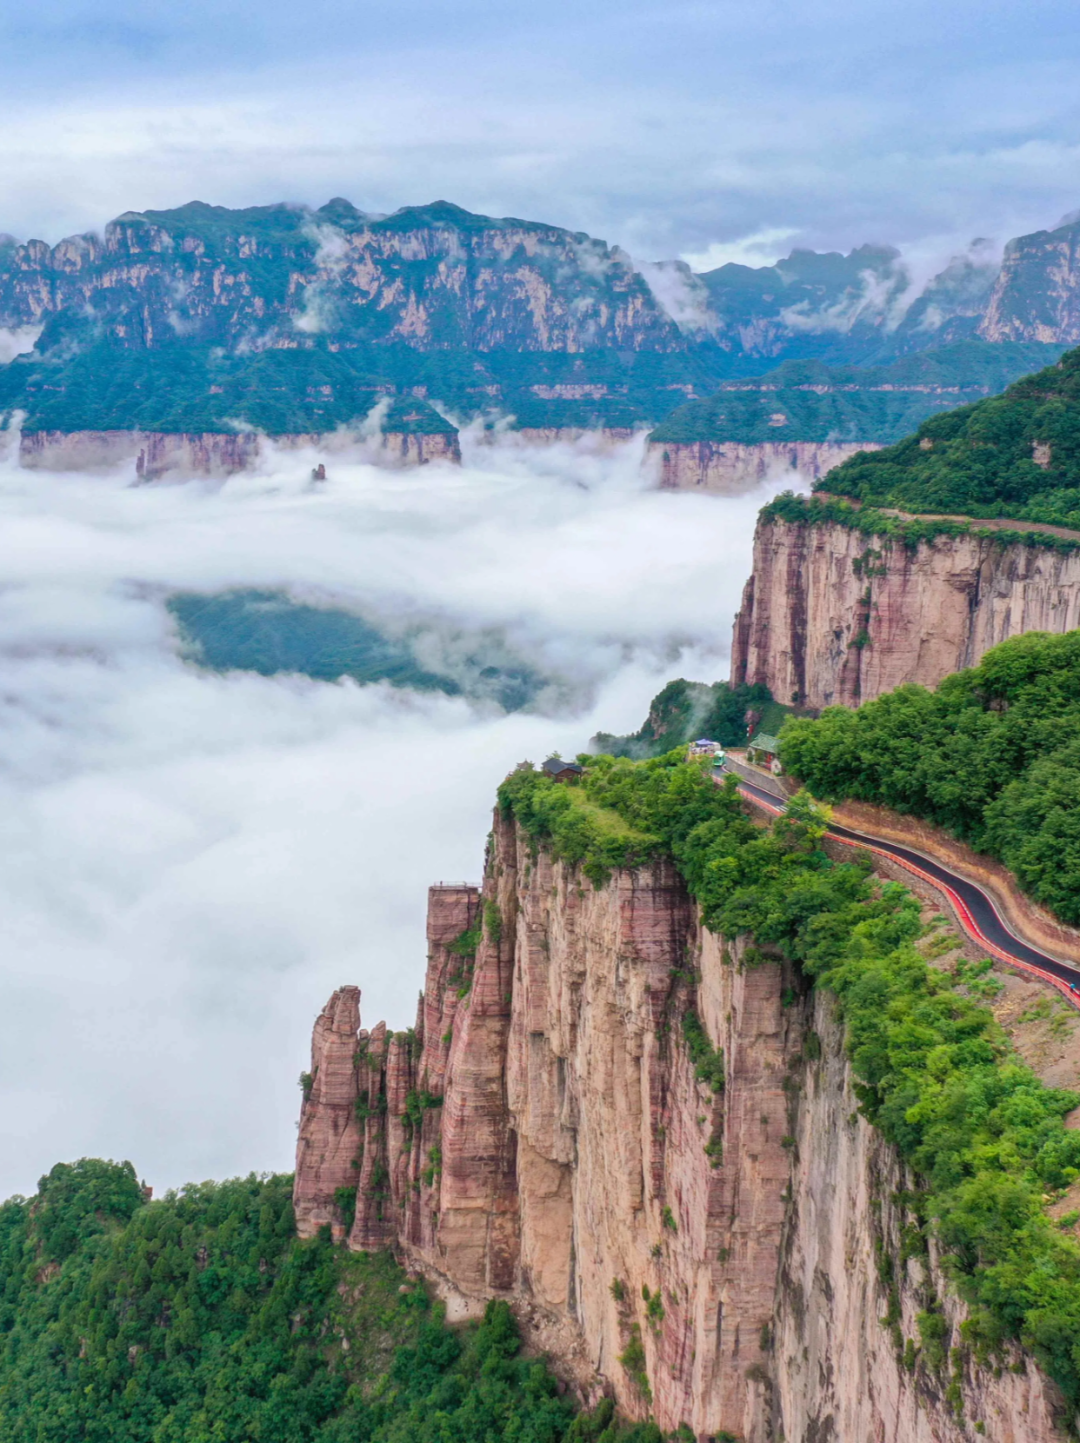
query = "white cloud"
xmin=636 ymin=258 xmax=714 ymax=332
xmin=0 ymin=326 xmax=43 ymax=364
xmin=293 ymin=221 xmax=350 ymax=334
xmin=680 ymin=227 xmax=801 ymax=274
xmin=0 ymin=433 xmax=802 ymax=1198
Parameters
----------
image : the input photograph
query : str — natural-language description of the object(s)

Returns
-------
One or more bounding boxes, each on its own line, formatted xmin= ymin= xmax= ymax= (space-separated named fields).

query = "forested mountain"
xmin=820 ymin=343 xmax=1080 ymax=524
xmin=2 ymin=199 xmax=1080 ymax=436
xmin=0 ymin=1157 xmax=651 ymax=1443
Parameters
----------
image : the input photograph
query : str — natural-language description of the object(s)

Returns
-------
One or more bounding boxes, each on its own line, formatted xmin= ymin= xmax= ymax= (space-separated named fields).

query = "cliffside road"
xmin=722 ymin=764 xmax=1080 ymax=1010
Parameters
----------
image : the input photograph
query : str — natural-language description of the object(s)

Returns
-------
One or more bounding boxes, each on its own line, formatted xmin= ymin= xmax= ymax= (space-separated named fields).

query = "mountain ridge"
xmin=3 ymin=197 xmax=1080 ymax=443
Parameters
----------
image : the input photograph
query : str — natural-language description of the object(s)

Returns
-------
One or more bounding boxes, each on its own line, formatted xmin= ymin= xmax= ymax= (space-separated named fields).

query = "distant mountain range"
xmin=2 ymin=198 xmax=1080 ymax=441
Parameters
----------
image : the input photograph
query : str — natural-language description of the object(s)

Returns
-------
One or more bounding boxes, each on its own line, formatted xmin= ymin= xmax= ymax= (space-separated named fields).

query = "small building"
xmin=542 ymin=757 xmax=584 ymax=782
xmin=687 ymin=738 xmax=725 ymax=764
xmin=747 ymin=732 xmax=783 ymax=775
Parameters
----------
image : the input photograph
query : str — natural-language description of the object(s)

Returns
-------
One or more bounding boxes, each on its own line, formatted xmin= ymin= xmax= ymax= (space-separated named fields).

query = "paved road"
xmin=722 ymin=764 xmax=1080 ymax=1009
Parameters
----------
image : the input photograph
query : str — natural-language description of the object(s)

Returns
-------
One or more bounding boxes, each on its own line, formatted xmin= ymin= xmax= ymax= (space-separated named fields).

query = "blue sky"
xmin=2 ymin=0 xmax=1080 ymax=268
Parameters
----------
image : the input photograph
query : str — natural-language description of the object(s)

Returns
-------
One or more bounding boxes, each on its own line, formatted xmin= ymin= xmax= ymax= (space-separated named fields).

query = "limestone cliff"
xmin=17 ymin=425 xmax=460 ymax=477
xmin=649 ymin=439 xmax=878 ymax=495
xmin=294 ymin=806 xmax=1065 ymax=1438
xmin=730 ymin=514 xmax=1080 ymax=709
xmin=776 ymin=994 xmax=1062 ymax=1443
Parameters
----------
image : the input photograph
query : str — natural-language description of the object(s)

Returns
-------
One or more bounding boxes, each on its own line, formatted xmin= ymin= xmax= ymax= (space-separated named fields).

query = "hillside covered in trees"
xmin=778 ymin=630 xmax=1080 ymax=923
xmin=0 ymin=1158 xmax=654 ymax=1443
xmin=821 ymin=345 xmax=1080 ymax=526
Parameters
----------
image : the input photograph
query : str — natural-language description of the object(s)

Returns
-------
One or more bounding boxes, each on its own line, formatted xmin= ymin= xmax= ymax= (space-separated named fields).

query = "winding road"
xmin=722 ymin=763 xmax=1080 ymax=1011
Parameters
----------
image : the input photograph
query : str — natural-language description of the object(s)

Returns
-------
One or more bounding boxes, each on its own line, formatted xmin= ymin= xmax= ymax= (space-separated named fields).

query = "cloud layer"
xmin=0 ymin=0 xmax=1078 ymax=267
xmin=0 ymin=434 xmax=800 ymax=1198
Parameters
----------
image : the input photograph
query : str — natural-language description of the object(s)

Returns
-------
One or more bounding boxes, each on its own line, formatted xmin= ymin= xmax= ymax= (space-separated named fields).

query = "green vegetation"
xmin=168 ymin=589 xmax=544 ymax=713
xmin=649 ymin=345 xmax=1063 ymax=447
xmin=483 ymin=899 xmax=503 ymax=946
xmin=499 ymin=765 xmax=662 ymax=887
xmin=447 ymin=922 xmax=482 ymax=958
xmin=757 ymin=491 xmax=1080 ymax=554
xmin=617 ymin=1326 xmax=651 ymax=1403
xmin=499 ymin=751 xmax=1080 ymax=1406
xmin=0 ymin=338 xmax=462 ymax=437
xmin=822 ymin=343 xmax=1080 ymax=525
xmin=0 ymin=1159 xmax=659 ymax=1443
xmin=681 ymin=1008 xmax=725 ymax=1093
xmin=778 ymin=629 xmax=1080 ymax=924
xmin=592 ymin=677 xmax=774 ymax=759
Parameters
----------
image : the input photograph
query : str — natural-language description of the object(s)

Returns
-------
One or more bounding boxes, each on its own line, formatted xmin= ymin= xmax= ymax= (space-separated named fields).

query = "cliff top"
xmin=500 ymin=750 xmax=1080 ymax=1407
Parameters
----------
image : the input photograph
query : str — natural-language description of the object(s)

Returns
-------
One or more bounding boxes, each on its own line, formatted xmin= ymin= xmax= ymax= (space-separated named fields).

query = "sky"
xmin=1 ymin=0 xmax=1080 ymax=268
xmin=0 ymin=430 xmax=799 ymax=1197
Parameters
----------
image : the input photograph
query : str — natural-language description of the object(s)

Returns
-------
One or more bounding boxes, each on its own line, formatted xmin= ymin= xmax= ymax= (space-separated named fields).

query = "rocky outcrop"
xmin=649 ymin=439 xmax=879 ymax=494
xmin=294 ymin=814 xmax=804 ymax=1434
xmin=730 ymin=515 xmax=1080 ymax=708
xmin=16 ymin=426 xmax=460 ymax=477
xmin=979 ymin=217 xmax=1080 ymax=344
xmin=294 ymin=986 xmax=365 ymax=1242
xmin=295 ymin=803 xmax=1067 ymax=1438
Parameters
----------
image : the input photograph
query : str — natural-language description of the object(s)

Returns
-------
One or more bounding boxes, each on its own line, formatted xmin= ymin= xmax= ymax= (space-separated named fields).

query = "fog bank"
xmin=0 ymin=435 xmax=800 ymax=1196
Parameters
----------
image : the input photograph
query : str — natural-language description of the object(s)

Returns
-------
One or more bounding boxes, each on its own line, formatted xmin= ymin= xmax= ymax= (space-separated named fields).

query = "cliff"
xmin=0 ymin=198 xmax=1076 ymax=440
xmin=775 ymin=994 xmax=1062 ymax=1442
xmin=730 ymin=514 xmax=1080 ymax=708
xmin=980 ymin=217 xmax=1080 ymax=344
xmin=650 ymin=439 xmax=876 ymax=493
xmin=16 ymin=424 xmax=460 ymax=477
xmin=293 ymin=804 xmax=1065 ymax=1439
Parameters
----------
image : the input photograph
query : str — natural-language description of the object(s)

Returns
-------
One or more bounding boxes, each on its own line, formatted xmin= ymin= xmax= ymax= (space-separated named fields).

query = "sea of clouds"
xmin=0 ymin=430 xmax=803 ymax=1198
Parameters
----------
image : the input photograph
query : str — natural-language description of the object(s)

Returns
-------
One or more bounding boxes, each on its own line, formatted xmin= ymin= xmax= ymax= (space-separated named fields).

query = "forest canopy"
xmin=777 ymin=629 xmax=1080 ymax=925
xmin=0 ymin=1160 xmax=657 ymax=1443
xmin=822 ymin=344 xmax=1080 ymax=527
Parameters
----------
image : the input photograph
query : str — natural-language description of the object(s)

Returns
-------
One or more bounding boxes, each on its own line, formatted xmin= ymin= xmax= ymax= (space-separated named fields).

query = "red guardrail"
xmin=735 ymin=783 xmax=1080 ymax=1014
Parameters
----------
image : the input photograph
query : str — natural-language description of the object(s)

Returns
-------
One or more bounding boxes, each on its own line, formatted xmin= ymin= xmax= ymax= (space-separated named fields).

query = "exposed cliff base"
xmin=649 ymin=439 xmax=876 ymax=494
xmin=295 ymin=805 xmax=1068 ymax=1440
xmin=17 ymin=427 xmax=461 ymax=477
xmin=731 ymin=514 xmax=1080 ymax=708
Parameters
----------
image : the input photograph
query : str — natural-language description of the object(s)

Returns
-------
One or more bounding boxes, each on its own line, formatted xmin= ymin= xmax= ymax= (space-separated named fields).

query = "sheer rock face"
xmin=293 ymin=816 xmax=804 ymax=1434
xmin=979 ymin=221 xmax=1080 ymax=344
xmin=16 ymin=427 xmax=460 ymax=478
xmin=649 ymin=439 xmax=879 ymax=495
xmin=776 ymin=995 xmax=1063 ymax=1443
xmin=293 ymin=810 xmax=1064 ymax=1437
xmin=0 ymin=209 xmax=678 ymax=354
xmin=731 ymin=516 xmax=1080 ymax=709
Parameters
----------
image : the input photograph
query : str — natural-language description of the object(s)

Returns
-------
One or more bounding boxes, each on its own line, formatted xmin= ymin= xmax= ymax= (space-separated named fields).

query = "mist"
xmin=0 ymin=432 xmax=800 ymax=1199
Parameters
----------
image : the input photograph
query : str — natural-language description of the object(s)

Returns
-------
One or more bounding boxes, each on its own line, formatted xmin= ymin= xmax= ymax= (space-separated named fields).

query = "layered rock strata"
xmin=16 ymin=426 xmax=460 ymax=477
xmin=295 ymin=813 xmax=803 ymax=1434
xmin=294 ymin=802 xmax=1065 ymax=1438
xmin=731 ymin=515 xmax=1080 ymax=709
xmin=649 ymin=439 xmax=879 ymax=495
xmin=776 ymin=994 xmax=1062 ymax=1442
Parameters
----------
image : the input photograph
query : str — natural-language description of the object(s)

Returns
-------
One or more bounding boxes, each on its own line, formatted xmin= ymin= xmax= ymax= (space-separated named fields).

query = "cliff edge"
xmin=730 ymin=509 xmax=1080 ymax=708
xmin=294 ymin=800 xmax=1067 ymax=1440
